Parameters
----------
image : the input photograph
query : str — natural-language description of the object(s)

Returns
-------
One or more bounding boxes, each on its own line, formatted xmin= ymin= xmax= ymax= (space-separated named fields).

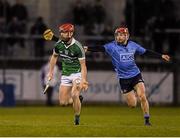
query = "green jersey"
xmin=54 ymin=38 xmax=85 ymax=76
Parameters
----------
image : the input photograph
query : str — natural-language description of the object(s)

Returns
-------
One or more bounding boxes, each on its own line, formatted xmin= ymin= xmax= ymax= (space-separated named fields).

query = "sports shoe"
xmin=145 ymin=122 xmax=152 ymax=126
xmin=79 ymin=95 xmax=83 ymax=103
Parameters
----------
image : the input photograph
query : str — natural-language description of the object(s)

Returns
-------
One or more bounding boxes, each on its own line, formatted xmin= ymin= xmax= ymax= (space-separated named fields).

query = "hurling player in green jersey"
xmin=47 ymin=23 xmax=88 ymax=125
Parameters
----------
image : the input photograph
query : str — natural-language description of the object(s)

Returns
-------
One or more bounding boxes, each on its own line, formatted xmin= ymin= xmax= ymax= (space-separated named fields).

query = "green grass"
xmin=0 ymin=105 xmax=180 ymax=137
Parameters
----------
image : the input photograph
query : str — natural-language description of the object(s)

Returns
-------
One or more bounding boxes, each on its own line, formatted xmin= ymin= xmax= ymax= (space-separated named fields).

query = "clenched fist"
xmin=81 ymin=81 xmax=89 ymax=91
xmin=162 ymin=55 xmax=170 ymax=62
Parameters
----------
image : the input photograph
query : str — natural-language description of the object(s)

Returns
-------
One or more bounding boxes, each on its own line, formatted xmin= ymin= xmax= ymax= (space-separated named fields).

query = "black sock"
xmin=79 ymin=95 xmax=83 ymax=103
xmin=75 ymin=115 xmax=80 ymax=119
xmin=75 ymin=115 xmax=80 ymax=121
xmin=144 ymin=114 xmax=150 ymax=123
xmin=74 ymin=115 xmax=80 ymax=125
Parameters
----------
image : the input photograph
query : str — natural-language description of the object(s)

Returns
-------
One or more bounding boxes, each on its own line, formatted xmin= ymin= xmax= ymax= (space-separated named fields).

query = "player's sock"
xmin=79 ymin=95 xmax=83 ymax=103
xmin=74 ymin=115 xmax=80 ymax=125
xmin=144 ymin=114 xmax=151 ymax=126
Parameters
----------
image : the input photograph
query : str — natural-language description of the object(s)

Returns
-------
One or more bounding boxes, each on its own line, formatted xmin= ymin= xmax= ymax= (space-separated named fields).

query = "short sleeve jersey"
xmin=54 ymin=38 xmax=85 ymax=76
xmin=104 ymin=40 xmax=146 ymax=79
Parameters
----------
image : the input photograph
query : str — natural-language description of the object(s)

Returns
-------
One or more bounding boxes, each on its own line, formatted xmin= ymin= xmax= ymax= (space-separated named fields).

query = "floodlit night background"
xmin=0 ymin=0 xmax=180 ymax=137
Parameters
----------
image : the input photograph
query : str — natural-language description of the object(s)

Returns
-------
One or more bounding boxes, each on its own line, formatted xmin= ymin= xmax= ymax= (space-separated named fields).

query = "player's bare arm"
xmin=48 ymin=52 xmax=58 ymax=81
xmin=79 ymin=59 xmax=88 ymax=91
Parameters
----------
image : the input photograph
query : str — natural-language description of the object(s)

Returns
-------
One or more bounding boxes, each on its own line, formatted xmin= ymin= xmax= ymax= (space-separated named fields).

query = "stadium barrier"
xmin=0 ymin=69 xmax=174 ymax=105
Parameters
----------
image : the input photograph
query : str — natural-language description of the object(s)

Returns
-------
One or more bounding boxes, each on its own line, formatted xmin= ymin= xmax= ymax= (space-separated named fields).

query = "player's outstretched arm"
xmin=143 ymin=49 xmax=170 ymax=62
xmin=43 ymin=29 xmax=105 ymax=52
xmin=43 ymin=29 xmax=59 ymax=41
xmin=84 ymin=46 xmax=105 ymax=52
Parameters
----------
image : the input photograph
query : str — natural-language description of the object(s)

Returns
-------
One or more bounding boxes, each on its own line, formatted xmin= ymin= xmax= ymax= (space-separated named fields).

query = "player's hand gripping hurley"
xmin=43 ymin=74 xmax=52 ymax=94
xmin=43 ymin=80 xmax=50 ymax=94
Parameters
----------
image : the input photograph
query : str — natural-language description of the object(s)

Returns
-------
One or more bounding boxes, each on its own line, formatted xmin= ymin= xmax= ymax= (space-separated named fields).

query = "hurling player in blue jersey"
xmin=91 ymin=27 xmax=170 ymax=126
xmin=43 ymin=26 xmax=170 ymax=126
xmin=89 ymin=27 xmax=170 ymax=126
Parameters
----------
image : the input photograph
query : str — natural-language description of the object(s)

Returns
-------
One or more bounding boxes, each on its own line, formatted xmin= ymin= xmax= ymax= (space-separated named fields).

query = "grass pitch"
xmin=0 ymin=105 xmax=180 ymax=137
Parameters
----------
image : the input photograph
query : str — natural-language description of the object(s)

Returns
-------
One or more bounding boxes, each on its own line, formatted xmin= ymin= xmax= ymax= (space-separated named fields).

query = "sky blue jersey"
xmin=104 ymin=40 xmax=146 ymax=79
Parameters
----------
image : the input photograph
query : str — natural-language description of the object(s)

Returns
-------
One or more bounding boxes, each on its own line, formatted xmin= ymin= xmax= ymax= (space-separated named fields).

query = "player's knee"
xmin=73 ymin=85 xmax=81 ymax=92
xmin=127 ymin=99 xmax=137 ymax=108
xmin=71 ymin=93 xmax=79 ymax=100
xmin=59 ymin=101 xmax=68 ymax=106
xmin=128 ymin=102 xmax=137 ymax=108
xmin=73 ymin=79 xmax=81 ymax=91
xmin=139 ymin=94 xmax=147 ymax=102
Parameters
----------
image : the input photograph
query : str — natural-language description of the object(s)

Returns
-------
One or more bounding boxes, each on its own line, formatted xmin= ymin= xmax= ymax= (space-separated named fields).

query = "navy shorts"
xmin=119 ymin=73 xmax=144 ymax=94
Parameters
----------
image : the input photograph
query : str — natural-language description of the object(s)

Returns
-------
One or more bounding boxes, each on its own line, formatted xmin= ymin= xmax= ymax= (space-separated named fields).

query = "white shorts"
xmin=61 ymin=72 xmax=81 ymax=86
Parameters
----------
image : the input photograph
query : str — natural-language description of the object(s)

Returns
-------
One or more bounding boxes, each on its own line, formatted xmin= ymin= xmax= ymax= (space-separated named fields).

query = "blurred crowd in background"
xmin=0 ymin=0 xmax=180 ymax=60
xmin=0 ymin=0 xmax=180 ymax=106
